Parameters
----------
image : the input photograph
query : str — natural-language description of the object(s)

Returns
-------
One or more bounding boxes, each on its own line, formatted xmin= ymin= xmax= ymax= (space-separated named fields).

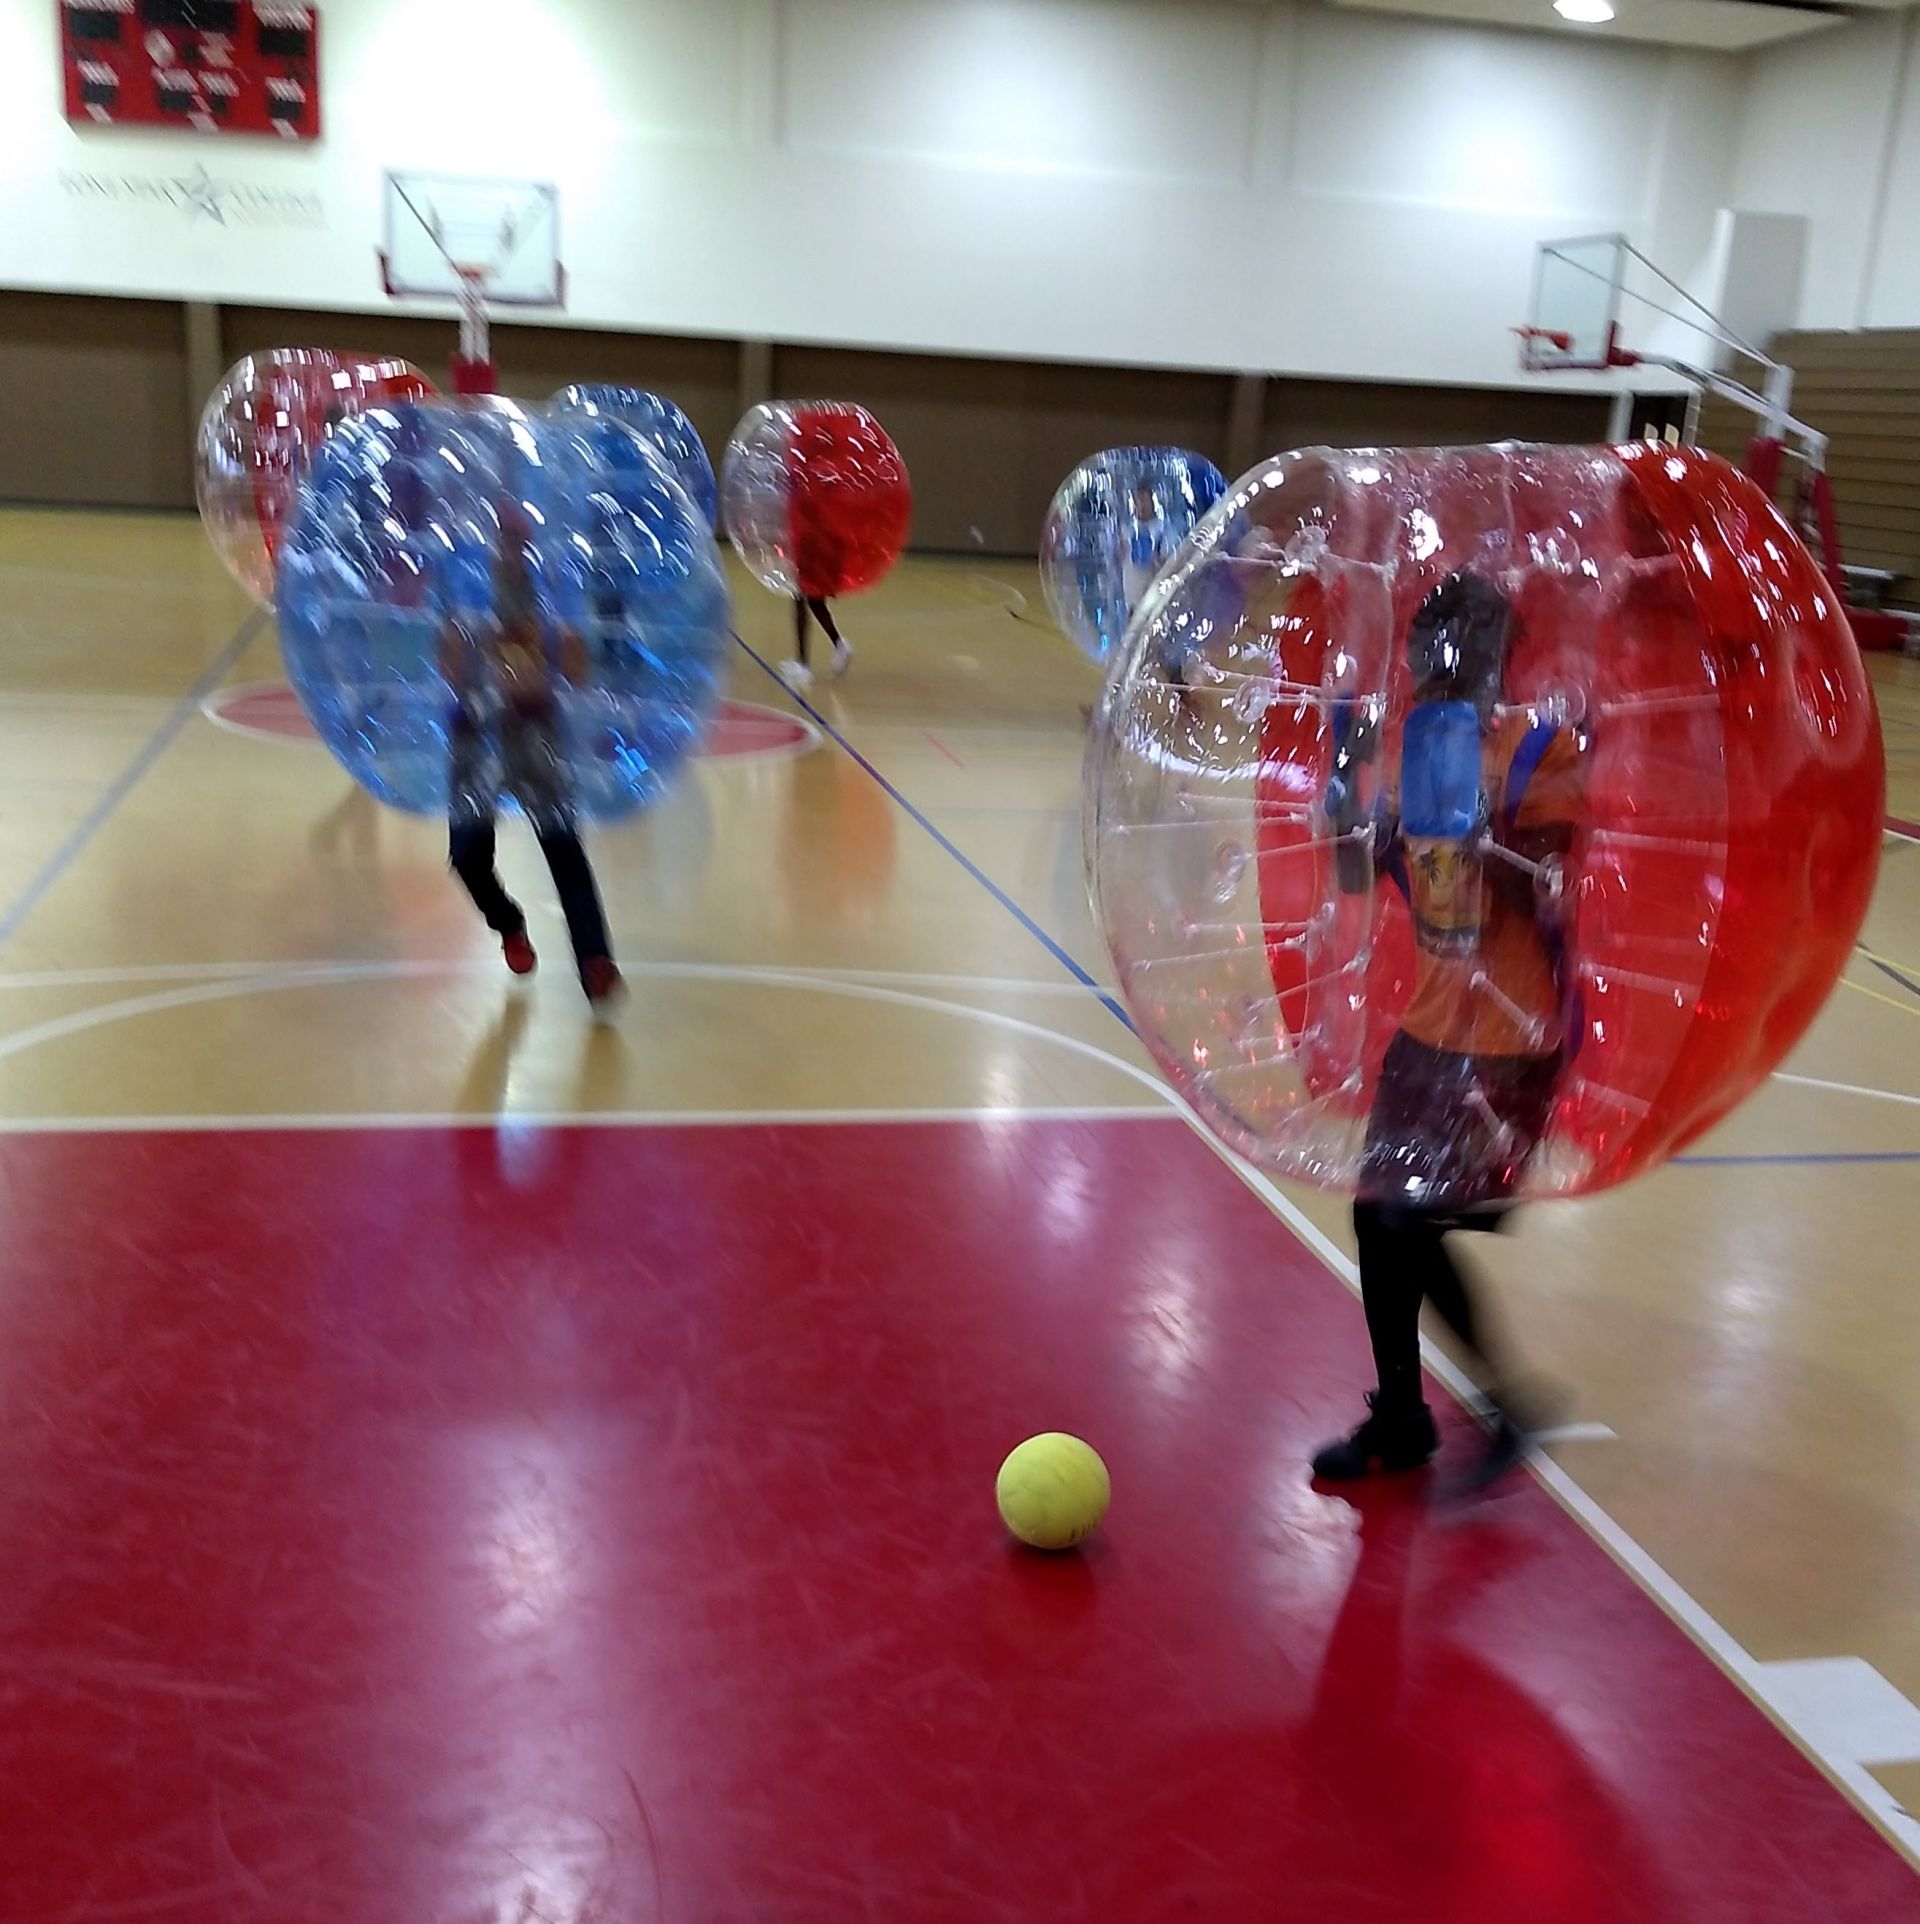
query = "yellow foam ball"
xmin=996 ymin=1432 xmax=1111 ymax=1550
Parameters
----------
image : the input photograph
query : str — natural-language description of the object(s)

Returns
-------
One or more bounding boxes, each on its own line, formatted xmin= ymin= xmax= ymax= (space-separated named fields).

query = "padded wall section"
xmin=0 ymin=292 xmax=191 ymax=509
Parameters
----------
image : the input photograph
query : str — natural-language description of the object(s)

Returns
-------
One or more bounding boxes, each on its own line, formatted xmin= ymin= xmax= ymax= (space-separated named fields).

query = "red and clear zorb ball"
xmin=195 ymin=348 xmax=437 ymax=605
xmin=1085 ymin=442 xmax=1883 ymax=1207
xmin=719 ymin=401 xmax=911 ymax=599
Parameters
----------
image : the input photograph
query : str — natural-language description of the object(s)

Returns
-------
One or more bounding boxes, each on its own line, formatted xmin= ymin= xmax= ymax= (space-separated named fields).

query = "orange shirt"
xmin=1395 ymin=714 xmax=1584 ymax=1059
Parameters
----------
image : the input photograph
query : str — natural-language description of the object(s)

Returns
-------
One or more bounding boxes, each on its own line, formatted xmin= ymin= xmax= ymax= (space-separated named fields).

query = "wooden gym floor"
xmin=3 ymin=504 xmax=1920 ymax=1920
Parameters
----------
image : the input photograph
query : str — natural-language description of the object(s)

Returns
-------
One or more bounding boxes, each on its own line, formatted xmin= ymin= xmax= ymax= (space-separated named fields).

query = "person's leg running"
xmin=1312 ymin=1201 xmax=1442 ymax=1479
xmin=1417 ymin=1225 xmax=1492 ymax=1366
xmin=1355 ymin=1201 xmax=1431 ymax=1413
xmin=1359 ymin=1195 xmax=1526 ymax=1401
xmin=535 ymin=826 xmax=612 ymax=977
xmin=450 ymin=818 xmax=524 ymax=935
xmin=1315 ymin=1038 xmax=1559 ymax=1481
xmin=811 ymin=596 xmax=853 ymax=677
xmin=1436 ymin=1054 xmax=1561 ymax=1398
xmin=782 ymin=596 xmax=816 ymax=688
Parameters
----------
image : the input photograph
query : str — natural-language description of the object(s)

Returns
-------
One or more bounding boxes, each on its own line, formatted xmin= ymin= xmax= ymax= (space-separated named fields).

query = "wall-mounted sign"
xmin=61 ymin=1 xmax=321 ymax=141
xmin=60 ymin=163 xmax=325 ymax=227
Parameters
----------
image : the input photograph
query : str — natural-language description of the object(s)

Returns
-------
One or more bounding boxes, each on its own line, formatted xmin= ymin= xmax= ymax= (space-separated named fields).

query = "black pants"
xmin=793 ymin=596 xmax=841 ymax=666
xmin=1356 ymin=1035 xmax=1561 ymax=1412
xmin=449 ymin=819 xmax=612 ymax=981
xmin=1354 ymin=1200 xmax=1503 ymax=1412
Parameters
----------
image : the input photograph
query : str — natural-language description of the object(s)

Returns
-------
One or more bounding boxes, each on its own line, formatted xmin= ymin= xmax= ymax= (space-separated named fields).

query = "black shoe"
xmin=1311 ymin=1392 xmax=1439 ymax=1481
xmin=1444 ymin=1383 xmax=1562 ymax=1499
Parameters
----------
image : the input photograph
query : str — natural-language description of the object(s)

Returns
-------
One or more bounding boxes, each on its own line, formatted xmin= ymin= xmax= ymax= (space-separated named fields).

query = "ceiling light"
xmin=1555 ymin=0 xmax=1615 ymax=21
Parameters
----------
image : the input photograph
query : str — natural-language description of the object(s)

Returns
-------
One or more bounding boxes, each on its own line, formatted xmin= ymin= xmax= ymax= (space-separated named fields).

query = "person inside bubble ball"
xmin=784 ymin=588 xmax=852 ymax=690
xmin=783 ymin=485 xmax=854 ymax=690
xmin=1122 ymin=479 xmax=1175 ymax=612
xmin=440 ymin=515 xmax=625 ymax=1015
xmin=1312 ymin=569 xmax=1584 ymax=1490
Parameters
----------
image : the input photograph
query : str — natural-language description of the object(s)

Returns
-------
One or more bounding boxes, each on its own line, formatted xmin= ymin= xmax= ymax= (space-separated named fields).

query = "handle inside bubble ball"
xmin=442 ymin=543 xmax=495 ymax=621
xmin=1323 ymin=696 xmax=1380 ymax=823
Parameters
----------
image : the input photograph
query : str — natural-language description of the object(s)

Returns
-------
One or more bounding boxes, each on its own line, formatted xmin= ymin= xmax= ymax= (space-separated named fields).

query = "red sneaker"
xmin=582 ymin=956 xmax=626 ymax=1014
xmin=502 ymin=930 xmax=537 ymax=976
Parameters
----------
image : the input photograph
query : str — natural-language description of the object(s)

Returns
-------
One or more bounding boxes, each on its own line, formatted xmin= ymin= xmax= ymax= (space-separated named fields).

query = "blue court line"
xmin=1673 ymin=1149 xmax=1920 ymax=1167
xmin=1863 ymin=950 xmax=1920 ymax=1003
xmin=0 ymin=607 xmax=267 ymax=953
xmin=730 ymin=626 xmax=1920 ymax=1176
xmin=729 ymin=629 xmax=1136 ymax=1032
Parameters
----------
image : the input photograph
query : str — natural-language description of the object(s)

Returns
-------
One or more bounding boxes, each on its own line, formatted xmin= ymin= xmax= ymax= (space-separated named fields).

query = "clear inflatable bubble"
xmin=195 ymin=348 xmax=436 ymax=604
xmin=1086 ymin=442 xmax=1882 ymax=1207
xmin=720 ymin=401 xmax=912 ymax=597
xmin=1042 ymin=447 xmax=1227 ymax=663
xmin=277 ymin=397 xmax=731 ymax=825
xmin=550 ymin=384 xmax=719 ymax=529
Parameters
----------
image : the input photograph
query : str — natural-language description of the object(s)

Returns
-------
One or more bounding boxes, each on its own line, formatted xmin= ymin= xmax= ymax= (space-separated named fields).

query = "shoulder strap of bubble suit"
xmin=1377 ymin=817 xmax=1410 ymax=899
xmin=1501 ymin=715 xmax=1587 ymax=1062
xmin=1500 ymin=717 xmax=1559 ymax=838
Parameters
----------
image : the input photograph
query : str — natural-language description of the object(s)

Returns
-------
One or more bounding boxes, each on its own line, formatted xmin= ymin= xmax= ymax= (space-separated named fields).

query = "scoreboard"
xmin=61 ymin=1 xmax=321 ymax=141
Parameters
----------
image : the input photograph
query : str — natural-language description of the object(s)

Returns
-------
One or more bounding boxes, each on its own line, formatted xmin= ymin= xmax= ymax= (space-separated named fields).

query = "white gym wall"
xmin=0 ymin=0 xmax=1911 ymax=377
xmin=1729 ymin=5 xmax=1920 ymax=332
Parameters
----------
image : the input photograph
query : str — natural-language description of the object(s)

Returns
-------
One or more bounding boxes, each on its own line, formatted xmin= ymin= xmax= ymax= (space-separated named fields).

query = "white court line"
xmin=1774 ymin=1071 xmax=1920 ymax=1109
xmin=0 ymin=959 xmax=478 ymax=989
xmin=0 ymin=958 xmax=1111 ymax=996
xmin=969 ymin=571 xmax=1029 ymax=614
xmin=0 ymin=693 xmax=181 ymax=712
xmin=1752 ymin=1659 xmax=1920 ymax=1774
xmin=1533 ymin=1421 xmax=1618 ymax=1446
xmin=7 ymin=959 xmax=1916 ymax=1120
xmin=197 ymin=679 xmax=322 ymax=744
xmin=2 ymin=954 xmax=1917 ymax=1850
xmin=0 ymin=961 xmax=1168 ymax=1099
xmin=0 ymin=1102 xmax=1180 ymax=1137
xmin=0 ymin=957 xmax=1908 ymax=1107
xmin=0 ymin=561 xmax=218 ymax=594
xmin=0 ymin=964 xmax=435 ymax=1067
xmin=843 ymin=571 xmax=1027 ymax=621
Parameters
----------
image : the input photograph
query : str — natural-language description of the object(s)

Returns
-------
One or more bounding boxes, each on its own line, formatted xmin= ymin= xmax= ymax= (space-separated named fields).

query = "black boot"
xmin=1445 ymin=1382 xmax=1561 ymax=1498
xmin=1311 ymin=1392 xmax=1439 ymax=1481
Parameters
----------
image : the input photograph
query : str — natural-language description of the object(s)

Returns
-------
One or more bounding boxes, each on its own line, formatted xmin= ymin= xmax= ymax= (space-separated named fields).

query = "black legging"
xmin=1354 ymin=1034 xmax=1561 ymax=1411
xmin=793 ymin=595 xmax=841 ymax=668
xmin=449 ymin=819 xmax=611 ymax=981
xmin=1354 ymin=1200 xmax=1501 ymax=1413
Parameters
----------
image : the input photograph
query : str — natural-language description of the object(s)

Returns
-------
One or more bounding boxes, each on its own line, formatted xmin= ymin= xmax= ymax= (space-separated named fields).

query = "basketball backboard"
xmin=1520 ymin=233 xmax=1628 ymax=371
xmin=379 ymin=170 xmax=563 ymax=309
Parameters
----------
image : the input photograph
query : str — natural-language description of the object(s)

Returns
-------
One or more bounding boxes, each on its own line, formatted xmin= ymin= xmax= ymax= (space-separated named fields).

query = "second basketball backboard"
xmin=379 ymin=170 xmax=564 ymax=309
xmin=1521 ymin=233 xmax=1628 ymax=371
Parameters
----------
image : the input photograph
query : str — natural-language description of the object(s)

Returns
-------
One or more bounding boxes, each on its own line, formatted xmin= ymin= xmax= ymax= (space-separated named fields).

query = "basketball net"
xmin=451 ymin=266 xmax=496 ymax=396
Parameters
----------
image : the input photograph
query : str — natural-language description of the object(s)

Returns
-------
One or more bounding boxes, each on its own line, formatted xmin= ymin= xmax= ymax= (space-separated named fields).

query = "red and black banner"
xmin=61 ymin=1 xmax=321 ymax=141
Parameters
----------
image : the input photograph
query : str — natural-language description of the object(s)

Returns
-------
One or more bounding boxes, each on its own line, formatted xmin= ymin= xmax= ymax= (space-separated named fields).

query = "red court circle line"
xmin=201 ymin=681 xmax=820 ymax=764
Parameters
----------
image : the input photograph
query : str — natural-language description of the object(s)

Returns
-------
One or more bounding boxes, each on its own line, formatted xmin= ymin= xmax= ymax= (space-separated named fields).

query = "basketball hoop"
xmin=379 ymin=171 xmax=564 ymax=398
xmin=1513 ymin=324 xmax=1571 ymax=372
xmin=1514 ymin=230 xmax=1905 ymax=648
xmin=1513 ymin=320 xmax=1639 ymax=374
xmin=451 ymin=265 xmax=493 ymax=393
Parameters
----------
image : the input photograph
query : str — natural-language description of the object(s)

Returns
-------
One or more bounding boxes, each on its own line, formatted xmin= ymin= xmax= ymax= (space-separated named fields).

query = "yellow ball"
xmin=996 ymin=1432 xmax=1111 ymax=1550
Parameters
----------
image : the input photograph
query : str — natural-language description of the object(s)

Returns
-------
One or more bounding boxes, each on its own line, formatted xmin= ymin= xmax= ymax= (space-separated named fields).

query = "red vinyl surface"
xmin=1236 ymin=444 xmax=1880 ymax=1200
xmin=0 ymin=1116 xmax=1913 ymax=1921
xmin=789 ymin=403 xmax=912 ymax=600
